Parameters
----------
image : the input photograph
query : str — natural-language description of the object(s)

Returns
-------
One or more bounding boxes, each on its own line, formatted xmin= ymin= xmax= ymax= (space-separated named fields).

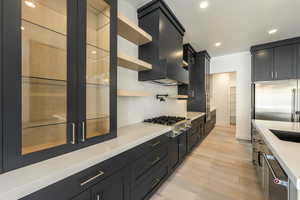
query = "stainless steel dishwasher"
xmin=262 ymin=152 xmax=288 ymax=200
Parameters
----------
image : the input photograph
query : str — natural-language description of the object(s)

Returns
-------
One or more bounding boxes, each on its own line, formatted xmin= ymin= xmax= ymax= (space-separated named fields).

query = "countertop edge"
xmin=0 ymin=123 xmax=172 ymax=200
xmin=252 ymin=120 xmax=300 ymax=190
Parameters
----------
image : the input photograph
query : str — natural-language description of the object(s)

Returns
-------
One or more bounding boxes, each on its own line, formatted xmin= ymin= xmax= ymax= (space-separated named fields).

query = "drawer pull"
xmin=151 ymin=157 xmax=160 ymax=166
xmin=80 ymin=171 xmax=105 ymax=186
xmin=151 ymin=141 xmax=161 ymax=147
xmin=151 ymin=178 xmax=160 ymax=189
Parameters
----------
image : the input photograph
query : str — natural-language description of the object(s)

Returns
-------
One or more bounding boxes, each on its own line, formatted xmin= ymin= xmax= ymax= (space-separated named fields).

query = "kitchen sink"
xmin=270 ymin=130 xmax=300 ymax=143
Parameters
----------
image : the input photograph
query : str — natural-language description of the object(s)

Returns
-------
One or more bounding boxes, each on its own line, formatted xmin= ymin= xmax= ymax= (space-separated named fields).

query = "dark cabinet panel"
xmin=253 ymin=49 xmax=274 ymax=82
xmin=188 ymin=51 xmax=210 ymax=116
xmin=0 ymin=0 xmax=3 ymax=173
xmin=178 ymin=132 xmax=187 ymax=162
xmin=297 ymin=44 xmax=300 ymax=78
xmin=132 ymin=144 xmax=168 ymax=185
xmin=274 ymin=44 xmax=297 ymax=80
xmin=168 ymin=137 xmax=179 ymax=170
xmin=133 ymin=160 xmax=169 ymax=200
xmin=72 ymin=191 xmax=91 ymax=200
xmin=91 ymin=168 xmax=130 ymax=200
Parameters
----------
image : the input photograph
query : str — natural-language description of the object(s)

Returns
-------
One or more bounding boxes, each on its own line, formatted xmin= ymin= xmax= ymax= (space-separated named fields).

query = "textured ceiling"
xmin=130 ymin=0 xmax=300 ymax=57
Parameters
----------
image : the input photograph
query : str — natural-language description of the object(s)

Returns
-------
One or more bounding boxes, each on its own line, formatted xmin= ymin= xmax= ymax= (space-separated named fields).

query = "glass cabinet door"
xmin=84 ymin=0 xmax=111 ymax=140
xmin=21 ymin=0 xmax=69 ymax=154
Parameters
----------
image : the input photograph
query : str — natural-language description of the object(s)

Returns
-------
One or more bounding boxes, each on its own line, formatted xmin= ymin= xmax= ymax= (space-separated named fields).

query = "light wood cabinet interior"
xmin=118 ymin=52 xmax=152 ymax=71
xmin=117 ymin=13 xmax=152 ymax=45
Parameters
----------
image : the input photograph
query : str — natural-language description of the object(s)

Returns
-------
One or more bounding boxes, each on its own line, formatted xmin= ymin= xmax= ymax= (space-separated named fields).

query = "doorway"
xmin=210 ymin=72 xmax=237 ymax=127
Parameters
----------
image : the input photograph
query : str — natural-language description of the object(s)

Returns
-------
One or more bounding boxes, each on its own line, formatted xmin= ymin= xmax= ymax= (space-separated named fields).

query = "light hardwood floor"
xmin=151 ymin=126 xmax=264 ymax=200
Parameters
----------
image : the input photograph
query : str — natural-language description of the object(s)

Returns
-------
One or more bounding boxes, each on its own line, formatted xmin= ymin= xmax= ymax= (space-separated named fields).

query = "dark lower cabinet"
xmin=72 ymin=191 xmax=91 ymax=200
xmin=132 ymin=160 xmax=169 ymax=200
xmin=168 ymin=137 xmax=179 ymax=170
xmin=21 ymin=117 xmax=215 ymax=200
xmin=178 ymin=131 xmax=187 ymax=162
xmin=205 ymin=110 xmax=216 ymax=135
xmin=91 ymin=168 xmax=130 ymax=200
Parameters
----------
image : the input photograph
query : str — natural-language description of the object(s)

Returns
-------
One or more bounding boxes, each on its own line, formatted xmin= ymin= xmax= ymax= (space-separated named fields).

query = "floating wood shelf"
xmin=117 ymin=89 xmax=152 ymax=97
xmin=118 ymin=13 xmax=152 ymax=45
xmin=182 ymin=60 xmax=188 ymax=67
xmin=118 ymin=52 xmax=152 ymax=71
xmin=168 ymin=95 xmax=188 ymax=99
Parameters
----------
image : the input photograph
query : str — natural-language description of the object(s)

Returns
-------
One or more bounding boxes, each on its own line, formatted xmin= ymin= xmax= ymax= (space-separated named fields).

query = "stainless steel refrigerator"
xmin=255 ymin=80 xmax=300 ymax=122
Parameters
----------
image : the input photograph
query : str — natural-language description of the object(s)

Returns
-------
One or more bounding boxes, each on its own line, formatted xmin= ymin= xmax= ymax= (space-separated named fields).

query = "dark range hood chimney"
xmin=137 ymin=0 xmax=188 ymax=85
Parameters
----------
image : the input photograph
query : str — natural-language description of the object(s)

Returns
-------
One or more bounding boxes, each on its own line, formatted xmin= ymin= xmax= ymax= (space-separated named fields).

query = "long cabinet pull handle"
xmin=151 ymin=141 xmax=161 ymax=147
xmin=151 ymin=178 xmax=160 ymax=189
xmin=80 ymin=171 xmax=105 ymax=186
xmin=151 ymin=157 xmax=160 ymax=166
xmin=262 ymin=153 xmax=288 ymax=187
xmin=82 ymin=121 xmax=86 ymax=142
xmin=71 ymin=123 xmax=76 ymax=145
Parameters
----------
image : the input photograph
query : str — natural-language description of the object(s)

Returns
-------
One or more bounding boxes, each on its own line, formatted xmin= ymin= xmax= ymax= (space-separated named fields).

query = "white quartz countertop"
xmin=0 ymin=123 xmax=172 ymax=200
xmin=186 ymin=112 xmax=206 ymax=121
xmin=252 ymin=120 xmax=300 ymax=189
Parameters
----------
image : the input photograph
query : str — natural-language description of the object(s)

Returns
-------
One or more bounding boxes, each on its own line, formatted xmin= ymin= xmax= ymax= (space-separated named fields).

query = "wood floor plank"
xmin=151 ymin=126 xmax=264 ymax=200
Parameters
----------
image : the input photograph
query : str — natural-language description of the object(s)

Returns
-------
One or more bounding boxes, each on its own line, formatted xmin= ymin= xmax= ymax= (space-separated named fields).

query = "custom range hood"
xmin=137 ymin=0 xmax=188 ymax=85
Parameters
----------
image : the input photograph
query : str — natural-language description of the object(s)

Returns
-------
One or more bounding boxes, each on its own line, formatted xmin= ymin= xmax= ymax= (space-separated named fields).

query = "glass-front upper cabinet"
xmin=21 ymin=0 xmax=69 ymax=155
xmin=85 ymin=0 xmax=111 ymax=141
xmin=2 ymin=0 xmax=117 ymax=172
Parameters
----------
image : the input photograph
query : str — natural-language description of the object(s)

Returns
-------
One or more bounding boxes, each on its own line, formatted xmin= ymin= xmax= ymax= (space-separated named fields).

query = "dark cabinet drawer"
xmin=132 ymin=133 xmax=169 ymax=160
xmin=133 ymin=160 xmax=169 ymax=200
xmin=91 ymin=168 xmax=130 ymax=200
xmin=132 ymin=144 xmax=168 ymax=185
xmin=21 ymin=150 xmax=133 ymax=200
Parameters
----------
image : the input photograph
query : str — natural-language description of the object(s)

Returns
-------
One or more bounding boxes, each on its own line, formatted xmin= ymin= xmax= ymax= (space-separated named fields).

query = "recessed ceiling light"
xmin=268 ymin=29 xmax=278 ymax=35
xmin=21 ymin=26 xmax=25 ymax=31
xmin=91 ymin=50 xmax=97 ymax=54
xmin=25 ymin=1 xmax=36 ymax=8
xmin=200 ymin=1 xmax=209 ymax=9
xmin=215 ymin=42 xmax=222 ymax=47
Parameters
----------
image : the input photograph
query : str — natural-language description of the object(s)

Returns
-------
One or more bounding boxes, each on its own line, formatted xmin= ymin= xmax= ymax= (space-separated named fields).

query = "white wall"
xmin=117 ymin=0 xmax=186 ymax=128
xmin=210 ymin=52 xmax=252 ymax=140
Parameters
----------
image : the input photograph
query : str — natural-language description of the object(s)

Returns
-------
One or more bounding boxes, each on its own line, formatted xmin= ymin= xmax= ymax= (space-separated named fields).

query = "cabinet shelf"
xmin=117 ymin=13 xmax=152 ymax=45
xmin=117 ymin=89 xmax=152 ymax=97
xmin=23 ymin=119 xmax=66 ymax=129
xmin=168 ymin=95 xmax=188 ymax=99
xmin=118 ymin=52 xmax=152 ymax=71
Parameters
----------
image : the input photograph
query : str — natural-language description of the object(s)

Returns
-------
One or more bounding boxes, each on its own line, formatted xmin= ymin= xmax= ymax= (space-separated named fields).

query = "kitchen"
xmin=0 ymin=0 xmax=299 ymax=199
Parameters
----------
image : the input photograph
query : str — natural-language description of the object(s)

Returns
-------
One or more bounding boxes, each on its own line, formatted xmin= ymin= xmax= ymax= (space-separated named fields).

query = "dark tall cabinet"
xmin=188 ymin=51 xmax=211 ymax=120
xmin=1 ymin=0 xmax=117 ymax=172
xmin=178 ymin=44 xmax=196 ymax=96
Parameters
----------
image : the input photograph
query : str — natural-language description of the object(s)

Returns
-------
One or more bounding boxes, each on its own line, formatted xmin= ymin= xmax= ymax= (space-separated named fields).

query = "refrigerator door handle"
xmin=292 ymin=89 xmax=296 ymax=122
